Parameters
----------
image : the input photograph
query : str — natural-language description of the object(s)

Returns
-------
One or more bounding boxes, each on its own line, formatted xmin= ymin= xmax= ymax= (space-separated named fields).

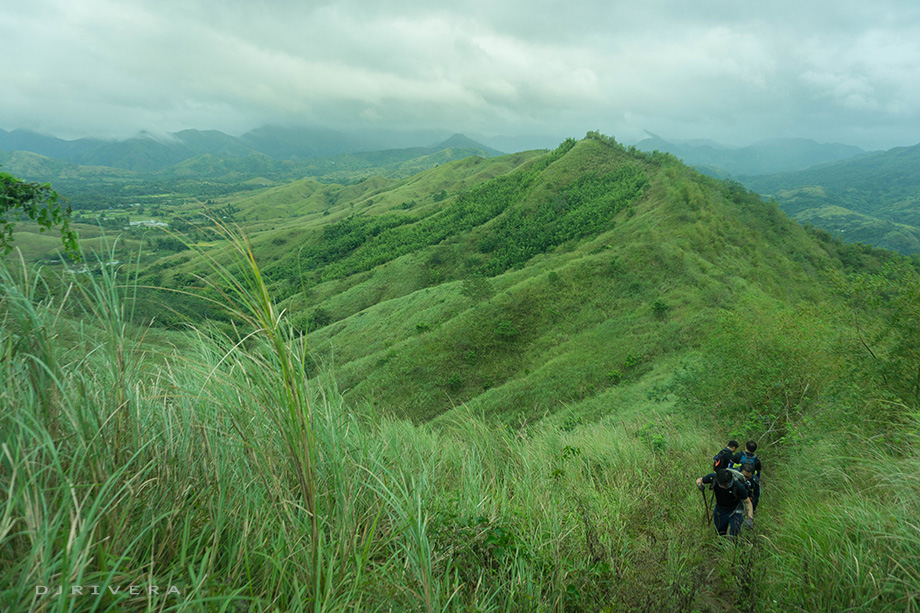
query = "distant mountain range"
xmin=742 ymin=143 xmax=920 ymax=254
xmin=0 ymin=127 xmax=505 ymax=174
xmin=632 ymin=134 xmax=920 ymax=254
xmin=634 ymin=133 xmax=870 ymax=177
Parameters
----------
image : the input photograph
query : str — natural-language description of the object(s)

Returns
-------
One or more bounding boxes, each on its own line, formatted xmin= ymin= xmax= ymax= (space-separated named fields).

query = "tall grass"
xmin=2 ymin=232 xmax=919 ymax=611
xmin=761 ymin=417 xmax=920 ymax=612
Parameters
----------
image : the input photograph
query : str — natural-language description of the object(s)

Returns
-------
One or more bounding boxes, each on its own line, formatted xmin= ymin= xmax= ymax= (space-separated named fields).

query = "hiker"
xmin=730 ymin=440 xmax=762 ymax=481
xmin=739 ymin=463 xmax=761 ymax=512
xmin=696 ymin=469 xmax=755 ymax=536
xmin=712 ymin=440 xmax=739 ymax=472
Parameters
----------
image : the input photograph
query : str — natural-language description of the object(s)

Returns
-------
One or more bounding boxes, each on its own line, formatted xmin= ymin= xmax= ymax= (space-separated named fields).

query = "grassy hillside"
xmin=3 ymin=134 xmax=920 ymax=611
xmin=195 ymin=134 xmax=863 ymax=424
xmin=0 ymin=150 xmax=137 ymax=182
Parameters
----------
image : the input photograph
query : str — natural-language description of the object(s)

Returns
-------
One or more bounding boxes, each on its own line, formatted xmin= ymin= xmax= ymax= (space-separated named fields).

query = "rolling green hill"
xmin=286 ymin=137 xmax=867 ymax=422
xmin=141 ymin=133 xmax=902 ymax=425
xmin=742 ymin=143 xmax=920 ymax=254
xmin=0 ymin=149 xmax=137 ymax=182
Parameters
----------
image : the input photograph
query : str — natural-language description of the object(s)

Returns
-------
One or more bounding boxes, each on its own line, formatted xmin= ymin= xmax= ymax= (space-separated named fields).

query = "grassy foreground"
xmin=1 ymin=235 xmax=918 ymax=612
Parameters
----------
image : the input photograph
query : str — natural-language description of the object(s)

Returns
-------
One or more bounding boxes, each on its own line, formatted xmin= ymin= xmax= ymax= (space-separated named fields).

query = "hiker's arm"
xmin=698 ymin=473 xmax=715 ymax=489
xmin=743 ymin=497 xmax=754 ymax=520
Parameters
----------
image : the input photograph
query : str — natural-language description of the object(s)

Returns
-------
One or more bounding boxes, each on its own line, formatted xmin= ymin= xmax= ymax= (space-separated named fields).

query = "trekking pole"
xmin=699 ymin=486 xmax=711 ymax=525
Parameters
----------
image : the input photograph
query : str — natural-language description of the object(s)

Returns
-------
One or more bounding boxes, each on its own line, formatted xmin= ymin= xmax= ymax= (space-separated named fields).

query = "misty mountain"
xmin=742 ymin=143 xmax=920 ymax=254
xmin=0 ymin=128 xmax=107 ymax=160
xmin=433 ymin=133 xmax=504 ymax=157
xmin=0 ymin=127 xmax=504 ymax=175
xmin=161 ymin=136 xmax=502 ymax=184
xmin=635 ymin=134 xmax=869 ymax=176
xmin=238 ymin=126 xmax=366 ymax=160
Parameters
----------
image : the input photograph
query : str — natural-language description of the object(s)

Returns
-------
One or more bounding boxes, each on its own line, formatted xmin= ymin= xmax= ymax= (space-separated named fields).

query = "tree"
xmin=0 ymin=169 xmax=79 ymax=257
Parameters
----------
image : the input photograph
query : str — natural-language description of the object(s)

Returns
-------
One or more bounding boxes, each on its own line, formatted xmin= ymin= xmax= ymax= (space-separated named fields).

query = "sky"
xmin=3 ymin=0 xmax=920 ymax=150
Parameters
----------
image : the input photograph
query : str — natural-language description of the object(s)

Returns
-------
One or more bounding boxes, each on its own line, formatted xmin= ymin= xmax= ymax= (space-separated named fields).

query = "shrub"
xmin=652 ymin=298 xmax=670 ymax=318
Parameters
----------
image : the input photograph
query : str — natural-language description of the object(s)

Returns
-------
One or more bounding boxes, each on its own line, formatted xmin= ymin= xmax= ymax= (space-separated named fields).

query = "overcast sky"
xmin=3 ymin=0 xmax=920 ymax=150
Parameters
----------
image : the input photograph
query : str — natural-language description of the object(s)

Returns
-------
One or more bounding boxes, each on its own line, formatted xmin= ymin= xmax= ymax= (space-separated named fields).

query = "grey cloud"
xmin=2 ymin=0 xmax=920 ymax=148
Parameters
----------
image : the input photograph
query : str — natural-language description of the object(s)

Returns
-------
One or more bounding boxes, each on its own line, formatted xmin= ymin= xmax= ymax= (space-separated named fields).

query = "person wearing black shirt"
xmin=712 ymin=440 xmax=739 ymax=472
xmin=695 ymin=469 xmax=755 ymax=536
xmin=739 ymin=463 xmax=761 ymax=512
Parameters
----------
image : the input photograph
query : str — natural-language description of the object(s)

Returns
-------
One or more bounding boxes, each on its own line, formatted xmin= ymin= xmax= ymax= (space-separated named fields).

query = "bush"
xmin=308 ymin=307 xmax=333 ymax=330
xmin=671 ymin=298 xmax=838 ymax=444
xmin=652 ymin=298 xmax=670 ymax=318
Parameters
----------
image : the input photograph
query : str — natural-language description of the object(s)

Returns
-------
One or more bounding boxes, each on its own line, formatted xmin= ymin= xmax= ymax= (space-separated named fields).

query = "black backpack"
xmin=712 ymin=448 xmax=733 ymax=472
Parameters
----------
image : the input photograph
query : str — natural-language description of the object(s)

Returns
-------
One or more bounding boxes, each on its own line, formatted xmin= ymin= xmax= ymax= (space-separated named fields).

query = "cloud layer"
xmin=3 ymin=0 xmax=920 ymax=148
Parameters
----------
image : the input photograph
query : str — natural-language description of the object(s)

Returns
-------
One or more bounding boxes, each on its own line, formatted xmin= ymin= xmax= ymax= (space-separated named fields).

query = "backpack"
xmin=732 ymin=451 xmax=760 ymax=480
xmin=712 ymin=448 xmax=733 ymax=472
xmin=725 ymin=468 xmax=751 ymax=507
xmin=726 ymin=468 xmax=747 ymax=487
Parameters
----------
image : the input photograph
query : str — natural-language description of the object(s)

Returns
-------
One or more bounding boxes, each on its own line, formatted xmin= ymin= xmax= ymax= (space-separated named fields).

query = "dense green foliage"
xmin=264 ymin=138 xmax=648 ymax=296
xmin=0 ymin=169 xmax=78 ymax=256
xmin=478 ymin=165 xmax=647 ymax=275
xmin=263 ymin=141 xmax=563 ymax=285
xmin=672 ymin=299 xmax=839 ymax=445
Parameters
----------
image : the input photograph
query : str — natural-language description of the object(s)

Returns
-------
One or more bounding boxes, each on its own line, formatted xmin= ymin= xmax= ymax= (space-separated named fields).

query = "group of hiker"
xmin=696 ymin=440 xmax=762 ymax=537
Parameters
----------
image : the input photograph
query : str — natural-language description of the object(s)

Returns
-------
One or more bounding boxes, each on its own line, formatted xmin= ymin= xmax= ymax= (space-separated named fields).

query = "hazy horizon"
xmin=0 ymin=123 xmax=903 ymax=156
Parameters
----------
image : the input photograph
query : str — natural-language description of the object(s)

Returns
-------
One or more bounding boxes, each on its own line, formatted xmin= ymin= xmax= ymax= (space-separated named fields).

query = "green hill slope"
xmin=0 ymin=149 xmax=137 ymax=182
xmin=300 ymin=139 xmax=837 ymax=421
xmin=146 ymin=133 xmax=894 ymax=424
